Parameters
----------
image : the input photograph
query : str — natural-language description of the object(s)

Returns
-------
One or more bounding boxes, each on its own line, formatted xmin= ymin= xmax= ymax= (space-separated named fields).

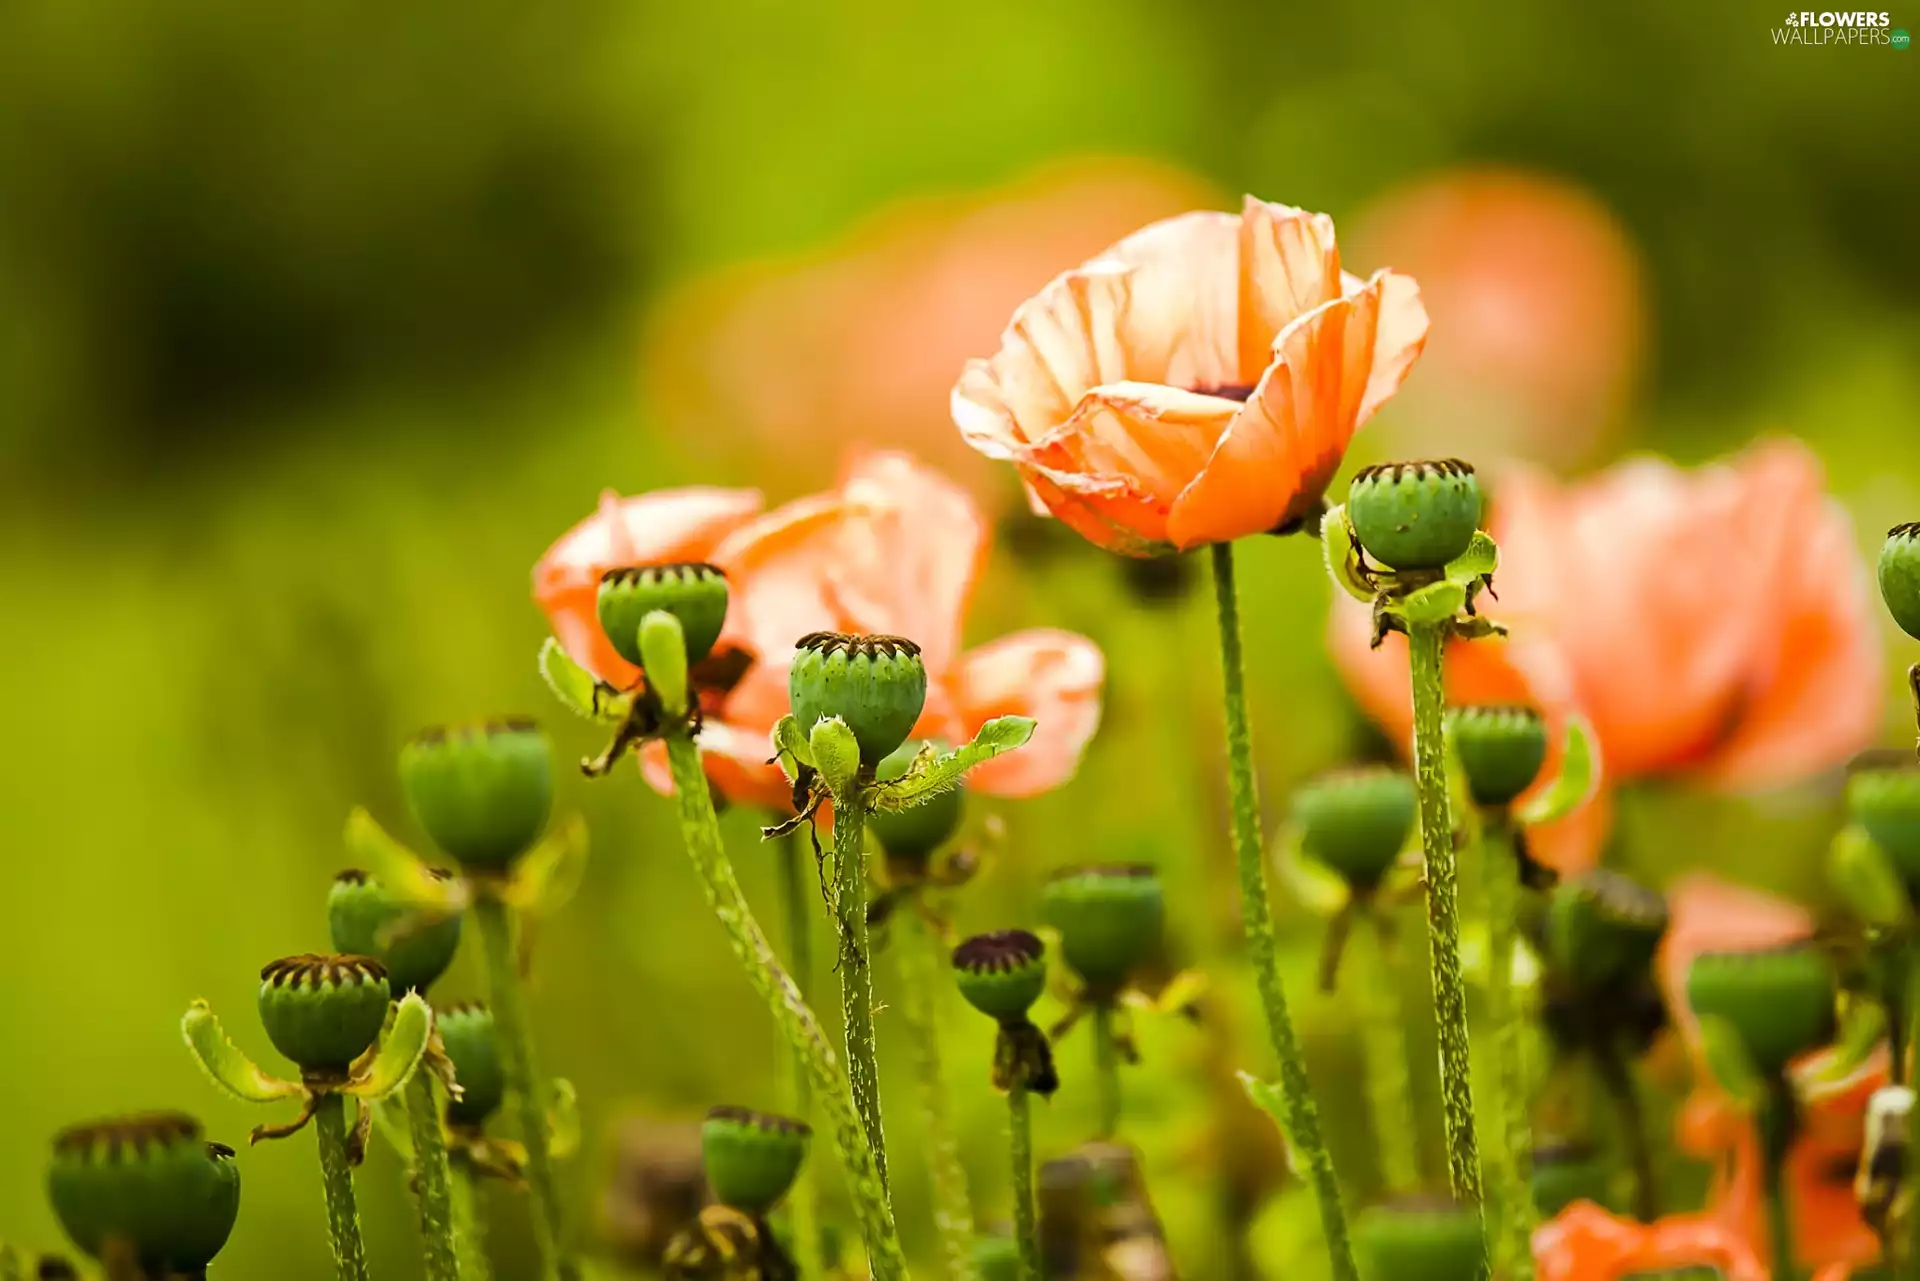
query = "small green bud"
xmin=1347 ymin=459 xmax=1485 ymax=572
xmin=787 ymin=632 xmax=928 ymax=767
xmin=597 ymin=562 xmax=730 ymax=669
xmin=1849 ymin=756 xmax=1920 ymax=888
xmin=1354 ymin=1196 xmax=1488 ymax=1281
xmin=869 ymin=738 xmax=965 ymax=866
xmin=1447 ymin=705 xmax=1549 ymax=808
xmin=437 ymin=1002 xmax=506 ymax=1129
xmin=700 ymin=1107 xmax=810 ymax=1215
xmin=1546 ymin=870 xmax=1669 ymax=996
xmin=400 ymin=719 xmax=554 ymax=872
xmin=257 ymin=954 xmax=392 ymax=1075
xmin=1530 ymin=1140 xmax=1612 ymax=1217
xmin=1686 ymin=944 xmax=1837 ymax=1078
xmin=327 ymin=869 xmax=463 ymax=996
xmin=47 ymin=1114 xmax=240 ymax=1274
xmin=1880 ymin=523 xmax=1920 ymax=641
xmin=1293 ymin=767 xmax=1417 ymax=890
xmin=971 ymin=1235 xmax=1021 ymax=1281
xmin=952 ymin=930 xmax=1048 ymax=1024
xmin=1041 ymin=865 xmax=1164 ymax=997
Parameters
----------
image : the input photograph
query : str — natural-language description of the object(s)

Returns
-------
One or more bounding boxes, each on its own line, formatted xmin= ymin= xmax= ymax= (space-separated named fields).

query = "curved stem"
xmin=778 ymin=832 xmax=826 ymax=1281
xmin=472 ymin=894 xmax=574 ymax=1281
xmin=663 ymin=732 xmax=909 ymax=1278
xmin=450 ymin=1157 xmax=494 ymax=1281
xmin=315 ymin=1094 xmax=370 ymax=1281
xmin=1358 ymin=910 xmax=1422 ymax=1194
xmin=897 ymin=906 xmax=978 ymax=1280
xmin=1092 ymin=1005 xmax=1122 ymax=1140
xmin=830 ymin=784 xmax=890 ymax=1192
xmin=1009 ymin=1082 xmax=1040 ymax=1281
xmin=1209 ymin=542 xmax=1360 ymax=1281
xmin=403 ymin=1059 xmax=463 ymax=1281
xmin=1478 ymin=816 xmax=1534 ymax=1278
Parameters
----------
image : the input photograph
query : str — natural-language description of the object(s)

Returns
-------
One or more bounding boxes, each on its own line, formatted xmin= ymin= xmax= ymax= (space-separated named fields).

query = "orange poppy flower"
xmin=532 ymin=485 xmax=766 ymax=689
xmin=1329 ymin=439 xmax=1883 ymax=871
xmin=1533 ymin=1199 xmax=1766 ymax=1281
xmin=951 ymin=195 xmax=1430 ymax=555
xmin=643 ymin=451 xmax=1105 ymax=810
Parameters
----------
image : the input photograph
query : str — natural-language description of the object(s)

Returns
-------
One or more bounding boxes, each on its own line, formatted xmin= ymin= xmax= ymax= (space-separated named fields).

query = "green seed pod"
xmin=952 ymin=930 xmax=1048 ymax=1024
xmin=327 ymin=869 xmax=463 ymax=996
xmin=1530 ymin=1140 xmax=1612 ymax=1217
xmin=437 ymin=1001 xmax=507 ymax=1129
xmin=1447 ymin=705 xmax=1549 ymax=808
xmin=1880 ymin=523 xmax=1920 ymax=642
xmin=700 ymin=1107 xmax=810 ymax=1215
xmin=597 ymin=562 xmax=730 ymax=669
xmin=1346 ymin=459 xmax=1485 ymax=572
xmin=787 ymin=632 xmax=929 ymax=767
xmin=46 ymin=1114 xmax=240 ymax=1273
xmin=1354 ymin=1196 xmax=1487 ymax=1281
xmin=1293 ymin=767 xmax=1417 ymax=891
xmin=1041 ymin=865 xmax=1164 ymax=997
xmin=1849 ymin=756 xmax=1920 ymax=887
xmin=869 ymin=738 xmax=965 ymax=867
xmin=971 ymin=1235 xmax=1021 ymax=1281
xmin=257 ymin=954 xmax=392 ymax=1075
xmin=1546 ymin=870 xmax=1669 ymax=996
xmin=1686 ymin=944 xmax=1838 ymax=1078
xmin=400 ymin=719 xmax=554 ymax=872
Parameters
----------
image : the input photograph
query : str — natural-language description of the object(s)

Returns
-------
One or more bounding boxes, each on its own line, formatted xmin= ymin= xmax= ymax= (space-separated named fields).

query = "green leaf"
xmin=1319 ymin=504 xmax=1373 ymax=602
xmin=808 ymin=717 xmax=863 ymax=799
xmin=637 ymin=610 xmax=690 ymax=717
xmin=1829 ymin=825 xmax=1912 ymax=928
xmin=345 ymin=992 xmax=432 ymax=1101
xmin=1270 ymin=827 xmax=1350 ymax=917
xmin=345 ymin=808 xmax=461 ymax=912
xmin=771 ymin=713 xmax=815 ymax=776
xmin=871 ymin=716 xmax=1037 ymax=812
xmin=538 ymin=638 xmax=630 ymax=725
xmin=1236 ymin=1072 xmax=1303 ymax=1177
xmin=181 ymin=1001 xmax=301 ymax=1104
xmin=1390 ymin=579 xmax=1468 ymax=627
xmin=504 ymin=814 xmax=590 ymax=917
xmin=1445 ymin=530 xmax=1500 ymax=584
xmin=1518 ymin=718 xmax=1598 ymax=827
xmin=1697 ymin=1014 xmax=1766 ymax=1111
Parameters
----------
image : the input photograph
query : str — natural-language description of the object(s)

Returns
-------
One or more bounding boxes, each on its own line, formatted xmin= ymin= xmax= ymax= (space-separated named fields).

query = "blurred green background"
xmin=2 ymin=0 xmax=1917 ymax=1276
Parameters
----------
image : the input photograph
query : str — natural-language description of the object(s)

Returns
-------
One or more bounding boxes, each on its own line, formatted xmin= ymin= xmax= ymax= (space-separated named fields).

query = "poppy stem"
xmin=472 ymin=894 xmax=574 ymax=1281
xmin=1093 ymin=1003 xmax=1122 ymax=1139
xmin=1594 ymin=1047 xmax=1658 ymax=1223
xmin=1479 ymin=815 xmax=1535 ymax=1277
xmin=450 ymin=1157 xmax=494 ymax=1281
xmin=1358 ymin=907 xmax=1422 ymax=1194
xmin=1909 ymin=663 xmax=1919 ymax=763
xmin=776 ymin=830 xmax=826 ymax=1281
xmin=661 ymin=732 xmax=910 ymax=1278
xmin=1207 ymin=540 xmax=1360 ymax=1281
xmin=1008 ymin=1080 xmax=1040 ymax=1281
xmin=1906 ymin=939 xmax=1920 ymax=1279
xmin=402 ymin=1056 xmax=463 ymax=1281
xmin=1405 ymin=620 xmax=1488 ymax=1223
xmin=896 ymin=905 xmax=978 ymax=1280
xmin=829 ymin=782 xmax=891 ymax=1194
xmin=314 ymin=1093 xmax=371 ymax=1281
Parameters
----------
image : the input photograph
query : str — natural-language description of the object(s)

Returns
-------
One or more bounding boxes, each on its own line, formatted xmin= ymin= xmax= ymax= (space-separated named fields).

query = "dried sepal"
xmin=548 ymin=1079 xmax=582 ymax=1159
xmin=537 ymin=637 xmax=631 ymax=725
xmin=501 ymin=813 xmax=591 ymax=917
xmin=344 ymin=807 xmax=465 ymax=915
xmin=770 ymin=714 xmax=815 ymax=776
xmin=180 ymin=1001 xmax=301 ymax=1104
xmin=342 ymin=991 xmax=432 ymax=1101
xmin=1829 ymin=824 xmax=1912 ymax=929
xmin=1319 ymin=503 xmax=1373 ymax=603
xmin=1517 ymin=717 xmax=1599 ymax=827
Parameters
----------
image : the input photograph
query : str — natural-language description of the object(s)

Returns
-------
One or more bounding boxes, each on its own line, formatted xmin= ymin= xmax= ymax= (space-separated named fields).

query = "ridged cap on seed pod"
xmin=437 ymin=1002 xmax=506 ymax=1128
xmin=972 ymin=1235 xmax=1021 ymax=1281
xmin=596 ymin=562 xmax=730 ymax=668
xmin=1880 ymin=523 xmax=1920 ymax=641
xmin=1546 ymin=870 xmax=1669 ymax=996
xmin=1447 ymin=706 xmax=1550 ymax=808
xmin=1293 ymin=767 xmax=1417 ymax=890
xmin=46 ymin=1113 xmax=240 ymax=1273
xmin=400 ymin=719 xmax=553 ymax=871
xmin=787 ymin=632 xmax=928 ymax=766
xmin=1354 ymin=1196 xmax=1488 ymax=1281
xmin=1530 ymin=1140 xmax=1613 ymax=1217
xmin=257 ymin=954 xmax=392 ymax=1073
xmin=1686 ymin=943 xmax=1838 ymax=1078
xmin=700 ymin=1107 xmax=810 ymax=1215
xmin=327 ymin=869 xmax=463 ymax=996
xmin=869 ymin=738 xmax=965 ymax=865
xmin=1041 ymin=865 xmax=1163 ymax=995
xmin=952 ymin=930 xmax=1048 ymax=1023
xmin=1849 ymin=754 xmax=1920 ymax=884
xmin=1346 ymin=459 xmax=1485 ymax=571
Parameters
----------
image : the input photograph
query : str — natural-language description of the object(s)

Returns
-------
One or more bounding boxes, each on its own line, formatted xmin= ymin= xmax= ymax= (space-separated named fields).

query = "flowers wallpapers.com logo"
xmin=1772 ymin=9 xmax=1907 ymax=42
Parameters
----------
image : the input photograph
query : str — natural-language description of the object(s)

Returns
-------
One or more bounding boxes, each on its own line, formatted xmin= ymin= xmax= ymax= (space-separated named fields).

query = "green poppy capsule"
xmin=327 ymin=869 xmax=463 ymax=996
xmin=1879 ymin=523 xmax=1920 ymax=642
xmin=437 ymin=1001 xmax=506 ymax=1129
xmin=952 ymin=930 xmax=1048 ymax=1025
xmin=257 ymin=954 xmax=392 ymax=1075
xmin=869 ymin=738 xmax=965 ymax=868
xmin=399 ymin=719 xmax=554 ymax=872
xmin=46 ymin=1114 xmax=240 ymax=1274
xmin=1346 ymin=459 xmax=1485 ymax=572
xmin=1546 ymin=870 xmax=1669 ymax=996
xmin=787 ymin=632 xmax=928 ymax=767
xmin=1686 ymin=944 xmax=1838 ymax=1078
xmin=597 ymin=562 xmax=730 ymax=670
xmin=1354 ymin=1196 xmax=1487 ymax=1281
xmin=1293 ymin=767 xmax=1418 ymax=891
xmin=1447 ymin=706 xmax=1550 ymax=808
xmin=700 ymin=1107 xmax=810 ymax=1216
xmin=1849 ymin=756 xmax=1920 ymax=888
xmin=1041 ymin=865 xmax=1163 ymax=998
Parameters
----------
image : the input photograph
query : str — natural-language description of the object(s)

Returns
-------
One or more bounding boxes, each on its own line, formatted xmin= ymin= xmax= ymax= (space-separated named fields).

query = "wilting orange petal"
xmin=936 ymin=630 xmax=1106 ymax=798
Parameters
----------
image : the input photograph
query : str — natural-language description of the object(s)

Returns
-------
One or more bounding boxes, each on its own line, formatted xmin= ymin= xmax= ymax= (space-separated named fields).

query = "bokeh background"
xmin=2 ymin=1 xmax=1918 ymax=1276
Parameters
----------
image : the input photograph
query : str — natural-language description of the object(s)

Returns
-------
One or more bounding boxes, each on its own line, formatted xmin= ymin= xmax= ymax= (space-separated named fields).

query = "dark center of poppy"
xmin=1190 ymin=382 xmax=1257 ymax=403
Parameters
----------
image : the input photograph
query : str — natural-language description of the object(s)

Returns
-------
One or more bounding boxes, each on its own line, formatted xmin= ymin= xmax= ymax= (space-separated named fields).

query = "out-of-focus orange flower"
xmin=1660 ymin=874 xmax=1882 ymax=1273
xmin=533 ymin=486 xmax=766 ymax=688
xmin=643 ymin=158 xmax=1218 ymax=498
xmin=642 ymin=451 xmax=1105 ymax=811
xmin=1330 ymin=439 xmax=1883 ymax=871
xmin=1349 ymin=168 xmax=1647 ymax=467
xmin=1534 ymin=1200 xmax=1766 ymax=1281
xmin=951 ymin=196 xmax=1429 ymax=555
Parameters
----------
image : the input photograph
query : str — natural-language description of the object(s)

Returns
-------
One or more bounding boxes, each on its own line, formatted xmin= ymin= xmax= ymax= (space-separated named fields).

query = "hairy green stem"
xmin=1358 ymin=910 xmax=1421 ymax=1194
xmin=1209 ymin=541 xmax=1359 ymax=1281
xmin=830 ymin=786 xmax=890 ymax=1192
xmin=663 ymin=732 xmax=909 ymax=1277
xmin=1407 ymin=619 xmax=1485 ymax=1227
xmin=1009 ymin=1082 xmax=1039 ymax=1281
xmin=897 ymin=907 xmax=977 ymax=1280
xmin=315 ymin=1094 xmax=370 ymax=1281
xmin=778 ymin=832 xmax=826 ymax=1281
xmin=450 ymin=1158 xmax=493 ymax=1281
xmin=1478 ymin=817 xmax=1533 ymax=1278
xmin=404 ymin=1060 xmax=463 ymax=1281
xmin=472 ymin=894 xmax=573 ymax=1281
